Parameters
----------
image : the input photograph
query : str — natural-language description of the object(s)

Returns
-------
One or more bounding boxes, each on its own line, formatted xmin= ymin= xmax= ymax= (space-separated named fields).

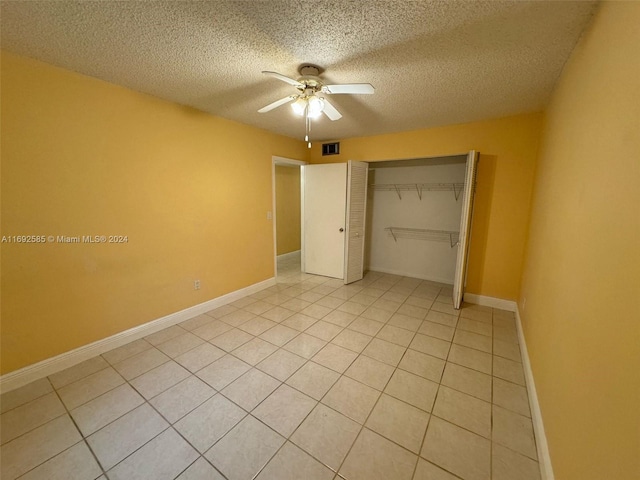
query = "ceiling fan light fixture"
xmin=291 ymin=97 xmax=307 ymax=116
xmin=307 ymin=95 xmax=325 ymax=118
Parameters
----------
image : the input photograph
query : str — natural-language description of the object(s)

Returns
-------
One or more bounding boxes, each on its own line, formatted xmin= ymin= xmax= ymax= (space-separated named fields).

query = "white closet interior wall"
xmin=365 ymin=159 xmax=466 ymax=284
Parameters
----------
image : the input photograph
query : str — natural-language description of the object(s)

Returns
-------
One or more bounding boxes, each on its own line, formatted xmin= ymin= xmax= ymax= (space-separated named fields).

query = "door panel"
xmin=344 ymin=161 xmax=369 ymax=284
xmin=302 ymin=164 xmax=347 ymax=278
xmin=453 ymin=150 xmax=479 ymax=309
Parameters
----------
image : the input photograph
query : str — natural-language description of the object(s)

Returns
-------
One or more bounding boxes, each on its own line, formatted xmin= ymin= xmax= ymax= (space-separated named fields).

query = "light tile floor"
xmin=0 ymin=254 xmax=541 ymax=480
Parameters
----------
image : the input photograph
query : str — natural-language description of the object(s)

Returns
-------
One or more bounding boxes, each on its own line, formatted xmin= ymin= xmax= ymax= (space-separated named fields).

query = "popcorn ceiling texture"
xmin=0 ymin=0 xmax=596 ymax=141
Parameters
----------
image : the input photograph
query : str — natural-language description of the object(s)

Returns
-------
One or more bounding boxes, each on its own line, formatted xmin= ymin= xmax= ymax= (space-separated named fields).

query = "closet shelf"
xmin=369 ymin=182 xmax=465 ymax=200
xmin=384 ymin=227 xmax=460 ymax=248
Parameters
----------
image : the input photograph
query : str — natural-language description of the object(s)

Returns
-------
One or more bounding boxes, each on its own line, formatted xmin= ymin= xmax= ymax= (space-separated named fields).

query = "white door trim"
xmin=453 ymin=150 xmax=479 ymax=309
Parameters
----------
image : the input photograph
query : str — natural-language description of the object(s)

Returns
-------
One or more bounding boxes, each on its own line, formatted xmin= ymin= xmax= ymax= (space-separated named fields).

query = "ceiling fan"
xmin=258 ymin=65 xmax=374 ymax=147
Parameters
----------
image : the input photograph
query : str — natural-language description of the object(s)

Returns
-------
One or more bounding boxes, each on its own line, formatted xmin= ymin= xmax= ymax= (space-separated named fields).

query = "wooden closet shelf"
xmin=384 ymin=227 xmax=460 ymax=248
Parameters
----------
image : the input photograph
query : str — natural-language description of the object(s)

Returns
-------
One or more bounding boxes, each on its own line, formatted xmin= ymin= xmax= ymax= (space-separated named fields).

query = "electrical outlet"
xmin=194 ymin=280 xmax=201 ymax=290
xmin=267 ymin=211 xmax=273 ymax=220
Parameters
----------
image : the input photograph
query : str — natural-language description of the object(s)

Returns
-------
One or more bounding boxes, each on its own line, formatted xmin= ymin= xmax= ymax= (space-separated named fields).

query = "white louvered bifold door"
xmin=453 ymin=150 xmax=479 ymax=309
xmin=344 ymin=160 xmax=369 ymax=284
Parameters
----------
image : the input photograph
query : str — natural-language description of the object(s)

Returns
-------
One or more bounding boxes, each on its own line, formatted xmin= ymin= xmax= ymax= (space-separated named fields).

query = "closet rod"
xmin=384 ymin=227 xmax=460 ymax=248
xmin=369 ymin=183 xmax=464 ymax=200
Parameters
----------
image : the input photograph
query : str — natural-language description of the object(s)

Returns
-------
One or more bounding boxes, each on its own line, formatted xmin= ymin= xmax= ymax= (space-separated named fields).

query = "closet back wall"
xmin=367 ymin=163 xmax=465 ymax=283
xmin=1 ymin=52 xmax=307 ymax=374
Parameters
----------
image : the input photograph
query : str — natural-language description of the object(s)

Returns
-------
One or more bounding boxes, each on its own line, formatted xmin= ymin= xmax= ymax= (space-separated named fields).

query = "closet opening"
xmin=365 ymin=152 xmax=477 ymax=308
xmin=298 ymin=151 xmax=477 ymax=307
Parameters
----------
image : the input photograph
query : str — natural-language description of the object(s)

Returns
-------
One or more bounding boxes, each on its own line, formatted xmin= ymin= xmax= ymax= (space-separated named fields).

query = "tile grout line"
xmin=310 ymin=280 xmax=442 ymax=479
xmin=178 ymin=315 xmax=339 ymax=479
xmin=411 ymin=303 xmax=458 ymax=480
xmin=290 ymin=272 xmax=446 ymax=455
xmin=249 ymin=269 xmax=412 ymax=479
xmin=49 ymin=377 xmax=109 ymax=479
xmin=0 ymin=394 xmax=69 ymax=447
xmin=0 ymin=377 xmax=98 ymax=479
xmin=58 ymin=342 xmax=226 ymax=479
xmin=104 ymin=343 xmax=232 ymax=480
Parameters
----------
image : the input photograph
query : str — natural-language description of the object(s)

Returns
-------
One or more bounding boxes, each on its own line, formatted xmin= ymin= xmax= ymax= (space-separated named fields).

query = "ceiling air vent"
xmin=322 ymin=142 xmax=340 ymax=156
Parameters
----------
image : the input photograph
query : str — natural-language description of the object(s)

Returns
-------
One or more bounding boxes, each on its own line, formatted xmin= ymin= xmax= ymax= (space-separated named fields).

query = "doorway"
xmin=272 ymin=156 xmax=306 ymax=279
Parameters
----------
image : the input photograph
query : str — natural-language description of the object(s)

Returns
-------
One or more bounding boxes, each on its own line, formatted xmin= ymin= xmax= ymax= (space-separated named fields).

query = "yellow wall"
xmin=309 ymin=113 xmax=543 ymax=301
xmin=0 ymin=52 xmax=307 ymax=374
xmin=519 ymin=3 xmax=640 ymax=479
xmin=275 ymin=165 xmax=301 ymax=255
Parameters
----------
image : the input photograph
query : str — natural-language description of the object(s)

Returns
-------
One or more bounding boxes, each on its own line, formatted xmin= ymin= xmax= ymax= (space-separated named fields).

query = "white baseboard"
xmin=366 ymin=265 xmax=454 ymax=285
xmin=463 ymin=293 xmax=517 ymax=312
xmin=515 ymin=307 xmax=555 ymax=480
xmin=277 ymin=250 xmax=301 ymax=261
xmin=464 ymin=294 xmax=553 ymax=479
xmin=0 ymin=277 xmax=276 ymax=394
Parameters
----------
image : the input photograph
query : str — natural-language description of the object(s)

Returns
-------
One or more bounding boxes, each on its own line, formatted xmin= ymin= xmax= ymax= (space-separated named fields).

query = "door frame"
xmin=272 ymin=156 xmax=307 ymax=276
xmin=453 ymin=150 xmax=479 ymax=309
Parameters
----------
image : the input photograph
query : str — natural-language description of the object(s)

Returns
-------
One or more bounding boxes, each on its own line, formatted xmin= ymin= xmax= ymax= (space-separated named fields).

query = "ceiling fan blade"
xmin=322 ymin=98 xmax=342 ymax=121
xmin=322 ymin=83 xmax=375 ymax=94
xmin=258 ymin=96 xmax=295 ymax=113
xmin=262 ymin=71 xmax=303 ymax=87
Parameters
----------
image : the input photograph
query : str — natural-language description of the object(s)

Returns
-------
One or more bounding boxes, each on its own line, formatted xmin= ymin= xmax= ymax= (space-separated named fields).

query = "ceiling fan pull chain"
xmin=306 ymin=109 xmax=312 ymax=148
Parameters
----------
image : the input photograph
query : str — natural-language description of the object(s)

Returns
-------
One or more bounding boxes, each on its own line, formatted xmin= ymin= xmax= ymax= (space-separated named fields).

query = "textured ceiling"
xmin=0 ymin=1 xmax=597 ymax=142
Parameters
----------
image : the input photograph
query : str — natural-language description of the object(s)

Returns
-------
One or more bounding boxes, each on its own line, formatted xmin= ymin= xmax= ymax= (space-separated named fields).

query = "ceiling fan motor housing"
xmin=298 ymin=64 xmax=322 ymax=77
xmin=297 ymin=65 xmax=323 ymax=92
